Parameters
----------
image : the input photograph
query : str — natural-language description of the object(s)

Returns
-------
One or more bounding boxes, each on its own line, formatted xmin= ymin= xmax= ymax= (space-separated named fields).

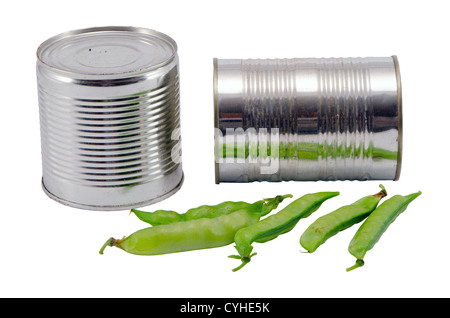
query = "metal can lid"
xmin=37 ymin=26 xmax=177 ymax=78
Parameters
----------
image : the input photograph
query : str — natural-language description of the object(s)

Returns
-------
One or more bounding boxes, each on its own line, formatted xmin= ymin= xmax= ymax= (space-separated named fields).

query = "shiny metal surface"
xmin=37 ymin=27 xmax=183 ymax=210
xmin=214 ymin=57 xmax=402 ymax=183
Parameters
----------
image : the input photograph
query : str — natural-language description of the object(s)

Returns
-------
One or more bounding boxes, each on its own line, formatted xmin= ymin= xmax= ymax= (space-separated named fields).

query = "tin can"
xmin=214 ymin=56 xmax=402 ymax=183
xmin=37 ymin=27 xmax=183 ymax=210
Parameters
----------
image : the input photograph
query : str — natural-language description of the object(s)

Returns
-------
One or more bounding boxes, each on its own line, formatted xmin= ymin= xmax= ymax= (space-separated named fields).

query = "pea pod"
xmin=99 ymin=195 xmax=291 ymax=256
xmin=346 ymin=190 xmax=422 ymax=272
xmin=130 ymin=195 xmax=291 ymax=226
xmin=300 ymin=185 xmax=387 ymax=253
xmin=229 ymin=191 xmax=339 ymax=271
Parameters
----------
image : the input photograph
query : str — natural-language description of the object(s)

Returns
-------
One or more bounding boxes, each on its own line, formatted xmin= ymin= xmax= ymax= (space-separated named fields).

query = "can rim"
xmin=41 ymin=174 xmax=184 ymax=211
xmin=36 ymin=26 xmax=178 ymax=78
xmin=392 ymin=55 xmax=403 ymax=181
xmin=213 ymin=58 xmax=220 ymax=184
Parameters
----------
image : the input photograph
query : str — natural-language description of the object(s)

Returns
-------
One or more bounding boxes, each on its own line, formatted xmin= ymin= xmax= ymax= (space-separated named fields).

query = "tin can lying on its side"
xmin=36 ymin=27 xmax=183 ymax=210
xmin=214 ymin=56 xmax=402 ymax=183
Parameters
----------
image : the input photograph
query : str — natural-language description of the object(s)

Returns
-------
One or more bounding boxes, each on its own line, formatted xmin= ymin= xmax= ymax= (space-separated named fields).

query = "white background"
xmin=1 ymin=0 xmax=448 ymax=298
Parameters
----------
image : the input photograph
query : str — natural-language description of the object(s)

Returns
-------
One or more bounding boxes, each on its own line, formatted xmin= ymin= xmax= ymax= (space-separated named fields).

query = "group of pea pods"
xmin=99 ymin=185 xmax=421 ymax=271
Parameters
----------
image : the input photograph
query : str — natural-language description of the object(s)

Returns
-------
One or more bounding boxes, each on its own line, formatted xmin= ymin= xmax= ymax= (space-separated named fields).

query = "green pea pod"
xmin=131 ymin=209 xmax=183 ymax=226
xmin=130 ymin=195 xmax=292 ymax=226
xmin=131 ymin=202 xmax=249 ymax=226
xmin=346 ymin=190 xmax=422 ymax=272
xmin=99 ymin=195 xmax=291 ymax=256
xmin=300 ymin=185 xmax=387 ymax=253
xmin=229 ymin=191 xmax=339 ymax=271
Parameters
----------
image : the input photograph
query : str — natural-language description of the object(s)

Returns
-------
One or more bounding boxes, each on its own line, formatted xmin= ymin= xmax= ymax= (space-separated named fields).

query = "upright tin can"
xmin=37 ymin=27 xmax=183 ymax=210
xmin=214 ymin=56 xmax=402 ymax=183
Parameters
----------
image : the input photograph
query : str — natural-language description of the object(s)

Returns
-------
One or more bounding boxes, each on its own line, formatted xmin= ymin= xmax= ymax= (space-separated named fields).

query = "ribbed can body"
xmin=37 ymin=27 xmax=183 ymax=210
xmin=214 ymin=57 xmax=402 ymax=183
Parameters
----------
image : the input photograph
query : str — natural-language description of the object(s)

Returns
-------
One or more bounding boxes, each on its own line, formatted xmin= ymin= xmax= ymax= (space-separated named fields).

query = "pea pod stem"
xmin=99 ymin=237 xmax=117 ymax=255
xmin=346 ymin=259 xmax=364 ymax=272
xmin=374 ymin=184 xmax=387 ymax=198
xmin=228 ymin=253 xmax=257 ymax=272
